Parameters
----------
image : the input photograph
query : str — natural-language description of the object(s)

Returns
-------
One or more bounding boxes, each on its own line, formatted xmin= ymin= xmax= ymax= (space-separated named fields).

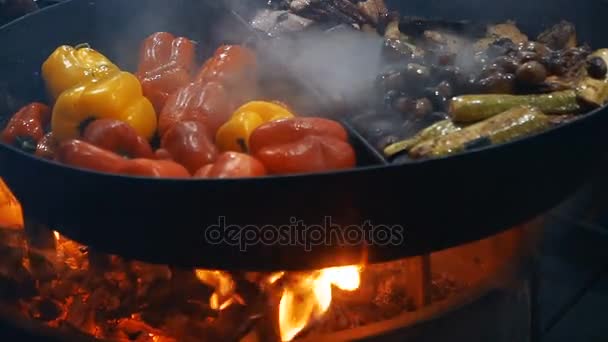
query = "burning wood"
xmin=0 ymin=224 xmax=469 ymax=341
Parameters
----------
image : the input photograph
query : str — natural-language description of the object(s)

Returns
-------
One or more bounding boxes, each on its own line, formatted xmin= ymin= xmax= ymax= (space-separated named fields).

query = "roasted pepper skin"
xmin=118 ymin=159 xmax=191 ymax=178
xmin=215 ymin=101 xmax=295 ymax=153
xmin=196 ymin=45 xmax=258 ymax=105
xmin=55 ymin=139 xmax=128 ymax=174
xmin=194 ymin=152 xmax=267 ymax=178
xmin=1 ymin=102 xmax=51 ymax=152
xmin=35 ymin=132 xmax=57 ymax=160
xmin=42 ymin=44 xmax=120 ymax=100
xmin=159 ymin=81 xmax=232 ymax=137
xmin=249 ymin=117 xmax=356 ymax=174
xmin=137 ymin=32 xmax=196 ymax=113
xmin=160 ymin=121 xmax=218 ymax=174
xmin=82 ymin=119 xmax=154 ymax=159
xmin=51 ymin=71 xmax=157 ymax=142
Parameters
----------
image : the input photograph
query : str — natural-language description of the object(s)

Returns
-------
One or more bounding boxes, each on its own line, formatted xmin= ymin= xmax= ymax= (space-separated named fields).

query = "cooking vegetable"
xmin=35 ymin=132 xmax=57 ymax=160
xmin=51 ymin=71 xmax=157 ymax=142
xmin=383 ymin=119 xmax=462 ymax=157
xmin=82 ymin=119 xmax=154 ymax=159
xmin=159 ymin=81 xmax=232 ymax=137
xmin=194 ymin=152 xmax=267 ymax=178
xmin=1 ymin=102 xmax=51 ymax=152
xmin=42 ymin=44 xmax=120 ymax=100
xmin=449 ymin=90 xmax=579 ymax=122
xmin=137 ymin=32 xmax=196 ymax=113
xmin=515 ymin=61 xmax=547 ymax=86
xmin=215 ymin=101 xmax=295 ymax=153
xmin=249 ymin=117 xmax=356 ymax=174
xmin=577 ymin=49 xmax=608 ymax=106
xmin=0 ymin=178 xmax=23 ymax=229
xmin=409 ymin=106 xmax=552 ymax=158
xmin=196 ymin=45 xmax=258 ymax=105
xmin=118 ymin=159 xmax=190 ymax=178
xmin=160 ymin=121 xmax=218 ymax=174
xmin=55 ymin=139 xmax=128 ymax=174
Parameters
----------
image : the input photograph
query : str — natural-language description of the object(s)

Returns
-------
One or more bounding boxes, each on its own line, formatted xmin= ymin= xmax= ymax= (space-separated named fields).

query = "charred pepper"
xmin=159 ymin=81 xmax=232 ymax=137
xmin=215 ymin=101 xmax=295 ymax=153
xmin=42 ymin=44 xmax=120 ymax=100
xmin=55 ymin=139 xmax=129 ymax=174
xmin=196 ymin=45 xmax=258 ymax=105
xmin=249 ymin=117 xmax=356 ymax=174
xmin=82 ymin=119 xmax=155 ymax=159
xmin=160 ymin=121 xmax=218 ymax=174
xmin=194 ymin=152 xmax=267 ymax=178
xmin=137 ymin=32 xmax=196 ymax=113
xmin=118 ymin=159 xmax=191 ymax=178
xmin=1 ymin=102 xmax=51 ymax=152
xmin=51 ymin=71 xmax=157 ymax=142
xmin=35 ymin=132 xmax=57 ymax=160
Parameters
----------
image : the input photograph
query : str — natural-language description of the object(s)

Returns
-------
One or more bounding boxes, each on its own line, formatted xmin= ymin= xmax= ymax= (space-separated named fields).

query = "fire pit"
xmin=0 ymin=194 xmax=542 ymax=342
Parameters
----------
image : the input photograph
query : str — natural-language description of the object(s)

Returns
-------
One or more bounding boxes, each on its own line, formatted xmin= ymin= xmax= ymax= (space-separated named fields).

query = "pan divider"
xmin=340 ymin=120 xmax=389 ymax=167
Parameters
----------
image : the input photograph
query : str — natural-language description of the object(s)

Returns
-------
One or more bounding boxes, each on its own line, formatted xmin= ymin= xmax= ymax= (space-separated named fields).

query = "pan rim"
xmin=0 ymin=0 xmax=605 ymax=183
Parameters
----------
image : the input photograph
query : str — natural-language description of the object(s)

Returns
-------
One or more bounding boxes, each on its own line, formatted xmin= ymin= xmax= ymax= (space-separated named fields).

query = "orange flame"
xmin=278 ymin=265 xmax=361 ymax=341
xmin=194 ymin=269 xmax=241 ymax=311
xmin=0 ymin=178 xmax=23 ymax=229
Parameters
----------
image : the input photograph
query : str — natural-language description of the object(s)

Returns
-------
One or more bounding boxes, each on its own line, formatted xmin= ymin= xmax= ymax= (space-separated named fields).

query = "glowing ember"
xmin=194 ymin=269 xmax=239 ymax=311
xmin=278 ymin=265 xmax=361 ymax=341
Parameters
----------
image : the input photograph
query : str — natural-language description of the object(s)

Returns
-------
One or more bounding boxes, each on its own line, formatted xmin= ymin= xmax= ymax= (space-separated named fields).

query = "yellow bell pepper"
xmin=42 ymin=44 xmax=120 ymax=100
xmin=216 ymin=101 xmax=295 ymax=152
xmin=51 ymin=71 xmax=157 ymax=141
xmin=0 ymin=178 xmax=23 ymax=229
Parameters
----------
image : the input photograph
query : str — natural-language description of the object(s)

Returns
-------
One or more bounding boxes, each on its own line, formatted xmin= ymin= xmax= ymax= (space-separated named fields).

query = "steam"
xmin=257 ymin=27 xmax=385 ymax=113
xmin=216 ymin=1 xmax=387 ymax=115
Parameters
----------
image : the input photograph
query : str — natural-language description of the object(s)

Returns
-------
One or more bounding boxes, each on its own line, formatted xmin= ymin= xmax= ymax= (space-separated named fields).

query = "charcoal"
xmin=28 ymin=249 xmax=58 ymax=281
xmin=24 ymin=219 xmax=55 ymax=250
xmin=28 ymin=296 xmax=62 ymax=321
xmin=65 ymin=295 xmax=98 ymax=334
xmin=0 ymin=271 xmax=36 ymax=300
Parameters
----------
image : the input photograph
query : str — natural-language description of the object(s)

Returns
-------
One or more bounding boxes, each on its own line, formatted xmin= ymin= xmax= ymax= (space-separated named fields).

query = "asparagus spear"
xmin=383 ymin=119 xmax=461 ymax=157
xmin=410 ymin=106 xmax=552 ymax=158
xmin=449 ymin=90 xmax=580 ymax=122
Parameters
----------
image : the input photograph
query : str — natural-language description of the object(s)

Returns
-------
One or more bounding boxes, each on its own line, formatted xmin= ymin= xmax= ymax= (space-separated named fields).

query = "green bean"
xmin=449 ymin=90 xmax=580 ymax=122
xmin=383 ymin=120 xmax=461 ymax=157
xmin=410 ymin=106 xmax=552 ymax=158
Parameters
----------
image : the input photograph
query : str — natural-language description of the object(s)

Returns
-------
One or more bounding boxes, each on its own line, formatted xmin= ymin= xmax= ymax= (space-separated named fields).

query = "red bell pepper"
xmin=82 ymin=119 xmax=154 ymax=159
xmin=160 ymin=120 xmax=218 ymax=174
xmin=158 ymin=81 xmax=232 ymax=137
xmin=196 ymin=45 xmax=258 ymax=105
xmin=35 ymin=132 xmax=57 ymax=160
xmin=118 ymin=159 xmax=190 ymax=178
xmin=1 ymin=102 xmax=51 ymax=152
xmin=194 ymin=152 xmax=267 ymax=178
xmin=137 ymin=32 xmax=196 ymax=113
xmin=249 ymin=117 xmax=356 ymax=174
xmin=55 ymin=139 xmax=128 ymax=174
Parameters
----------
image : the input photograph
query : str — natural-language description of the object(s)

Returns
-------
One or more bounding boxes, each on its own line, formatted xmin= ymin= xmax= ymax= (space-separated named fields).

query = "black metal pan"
xmin=0 ymin=0 xmax=606 ymax=271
